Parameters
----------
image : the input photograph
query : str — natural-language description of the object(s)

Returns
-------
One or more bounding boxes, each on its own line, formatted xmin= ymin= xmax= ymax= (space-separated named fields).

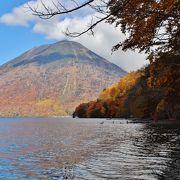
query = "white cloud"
xmin=0 ymin=5 xmax=34 ymax=26
xmin=0 ymin=0 xmax=148 ymax=71
xmin=32 ymin=14 xmax=148 ymax=71
xmin=77 ymin=22 xmax=148 ymax=71
xmin=0 ymin=0 xmax=59 ymax=26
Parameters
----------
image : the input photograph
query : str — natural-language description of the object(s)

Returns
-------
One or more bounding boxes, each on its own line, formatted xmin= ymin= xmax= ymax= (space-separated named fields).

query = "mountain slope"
xmin=0 ymin=41 xmax=126 ymax=117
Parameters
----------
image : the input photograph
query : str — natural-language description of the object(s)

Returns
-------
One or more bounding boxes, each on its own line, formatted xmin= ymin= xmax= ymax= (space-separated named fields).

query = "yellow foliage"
xmin=74 ymin=54 xmax=180 ymax=120
xmin=36 ymin=98 xmax=66 ymax=116
xmin=118 ymin=71 xmax=142 ymax=93
xmin=37 ymin=99 xmax=54 ymax=108
xmin=99 ymin=71 xmax=142 ymax=101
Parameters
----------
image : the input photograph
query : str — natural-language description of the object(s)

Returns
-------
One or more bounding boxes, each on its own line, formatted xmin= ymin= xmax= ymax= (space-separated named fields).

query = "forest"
xmin=31 ymin=0 xmax=180 ymax=120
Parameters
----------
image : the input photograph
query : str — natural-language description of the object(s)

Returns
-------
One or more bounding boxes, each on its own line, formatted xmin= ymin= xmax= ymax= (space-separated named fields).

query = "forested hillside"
xmin=0 ymin=41 xmax=126 ymax=117
xmin=74 ymin=54 xmax=180 ymax=120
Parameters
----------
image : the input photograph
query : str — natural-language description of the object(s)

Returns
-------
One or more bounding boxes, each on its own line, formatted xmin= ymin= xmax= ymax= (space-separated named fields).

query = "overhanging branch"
xmin=28 ymin=0 xmax=95 ymax=19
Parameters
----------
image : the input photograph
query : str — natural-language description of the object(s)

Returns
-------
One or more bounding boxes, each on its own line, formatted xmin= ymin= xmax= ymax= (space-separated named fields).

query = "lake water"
xmin=0 ymin=118 xmax=180 ymax=180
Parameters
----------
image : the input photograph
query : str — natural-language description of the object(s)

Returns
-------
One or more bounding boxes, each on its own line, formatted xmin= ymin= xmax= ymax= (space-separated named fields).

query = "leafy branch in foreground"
xmin=29 ymin=0 xmax=180 ymax=60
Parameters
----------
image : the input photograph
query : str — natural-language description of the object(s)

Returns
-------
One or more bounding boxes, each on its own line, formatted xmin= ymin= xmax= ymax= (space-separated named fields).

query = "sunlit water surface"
xmin=0 ymin=118 xmax=180 ymax=180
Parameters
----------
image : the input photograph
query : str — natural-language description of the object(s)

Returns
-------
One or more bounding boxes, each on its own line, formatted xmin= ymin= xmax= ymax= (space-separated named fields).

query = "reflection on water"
xmin=0 ymin=118 xmax=179 ymax=180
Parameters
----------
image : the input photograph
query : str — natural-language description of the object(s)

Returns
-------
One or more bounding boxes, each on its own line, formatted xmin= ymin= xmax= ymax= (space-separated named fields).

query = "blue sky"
xmin=0 ymin=1 xmax=147 ymax=71
xmin=0 ymin=1 xmax=55 ymax=65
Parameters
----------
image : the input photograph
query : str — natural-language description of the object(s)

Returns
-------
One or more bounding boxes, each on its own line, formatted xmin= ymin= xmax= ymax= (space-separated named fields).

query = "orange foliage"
xmin=74 ymin=54 xmax=180 ymax=120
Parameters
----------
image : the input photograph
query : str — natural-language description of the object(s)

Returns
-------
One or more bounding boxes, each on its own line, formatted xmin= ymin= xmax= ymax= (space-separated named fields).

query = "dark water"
xmin=0 ymin=118 xmax=180 ymax=180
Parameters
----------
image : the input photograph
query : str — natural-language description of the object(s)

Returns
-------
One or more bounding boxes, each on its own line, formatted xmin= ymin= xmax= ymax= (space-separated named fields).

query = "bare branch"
xmin=29 ymin=0 xmax=95 ymax=19
xmin=64 ymin=14 xmax=111 ymax=37
xmin=28 ymin=0 xmax=179 ymax=56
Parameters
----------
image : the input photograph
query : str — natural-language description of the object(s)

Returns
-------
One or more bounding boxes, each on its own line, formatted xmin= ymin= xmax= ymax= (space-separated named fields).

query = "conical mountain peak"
xmin=0 ymin=41 xmax=126 ymax=116
xmin=1 ymin=41 xmax=126 ymax=75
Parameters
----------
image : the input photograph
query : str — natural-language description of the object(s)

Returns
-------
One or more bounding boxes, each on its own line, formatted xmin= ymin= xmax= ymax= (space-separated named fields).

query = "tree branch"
xmin=28 ymin=0 xmax=95 ymax=19
xmin=65 ymin=14 xmax=111 ymax=37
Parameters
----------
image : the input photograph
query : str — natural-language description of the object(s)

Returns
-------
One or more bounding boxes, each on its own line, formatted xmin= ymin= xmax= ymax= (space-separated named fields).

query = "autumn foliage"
xmin=108 ymin=0 xmax=180 ymax=57
xmin=29 ymin=0 xmax=180 ymax=119
xmin=73 ymin=54 xmax=180 ymax=120
xmin=32 ymin=0 xmax=179 ymax=59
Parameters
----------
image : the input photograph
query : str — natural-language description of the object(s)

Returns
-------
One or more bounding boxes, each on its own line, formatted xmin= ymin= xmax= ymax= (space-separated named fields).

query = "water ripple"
xmin=0 ymin=118 xmax=179 ymax=180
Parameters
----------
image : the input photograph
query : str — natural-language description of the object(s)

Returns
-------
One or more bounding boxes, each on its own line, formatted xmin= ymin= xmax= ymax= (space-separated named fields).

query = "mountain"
xmin=0 ymin=40 xmax=126 ymax=117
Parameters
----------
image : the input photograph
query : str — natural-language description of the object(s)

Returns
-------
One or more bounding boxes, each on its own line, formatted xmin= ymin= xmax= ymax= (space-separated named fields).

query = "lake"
xmin=0 ymin=118 xmax=180 ymax=180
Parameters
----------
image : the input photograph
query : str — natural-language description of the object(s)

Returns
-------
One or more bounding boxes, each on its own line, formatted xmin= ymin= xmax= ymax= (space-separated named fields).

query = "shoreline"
xmin=0 ymin=117 xmax=179 ymax=124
